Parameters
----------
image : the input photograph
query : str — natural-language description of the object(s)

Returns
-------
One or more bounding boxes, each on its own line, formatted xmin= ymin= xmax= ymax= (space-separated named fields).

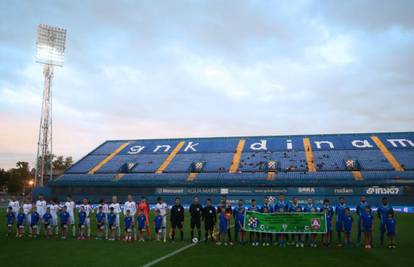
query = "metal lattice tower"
xmin=35 ymin=24 xmax=66 ymax=186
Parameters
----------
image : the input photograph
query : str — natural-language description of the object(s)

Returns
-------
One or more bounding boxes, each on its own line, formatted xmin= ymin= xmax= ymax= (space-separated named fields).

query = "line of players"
xmin=5 ymin=194 xmax=397 ymax=248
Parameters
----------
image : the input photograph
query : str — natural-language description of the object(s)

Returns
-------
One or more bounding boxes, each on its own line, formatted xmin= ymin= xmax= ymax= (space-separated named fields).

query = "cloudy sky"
xmin=0 ymin=0 xmax=413 ymax=169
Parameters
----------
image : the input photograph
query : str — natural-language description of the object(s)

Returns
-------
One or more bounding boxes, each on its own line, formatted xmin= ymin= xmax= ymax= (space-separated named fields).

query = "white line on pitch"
xmin=142 ymin=242 xmax=197 ymax=267
xmin=141 ymin=225 xmax=234 ymax=267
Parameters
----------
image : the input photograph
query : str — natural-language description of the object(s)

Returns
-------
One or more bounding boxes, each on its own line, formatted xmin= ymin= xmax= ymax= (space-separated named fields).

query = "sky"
xmin=0 ymin=0 xmax=413 ymax=169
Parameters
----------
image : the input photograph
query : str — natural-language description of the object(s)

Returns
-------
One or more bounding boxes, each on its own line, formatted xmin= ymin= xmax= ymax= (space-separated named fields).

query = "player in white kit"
xmin=155 ymin=197 xmax=169 ymax=242
xmin=80 ymin=198 xmax=94 ymax=238
xmin=8 ymin=197 xmax=20 ymax=217
xmin=109 ymin=195 xmax=122 ymax=239
xmin=22 ymin=198 xmax=33 ymax=234
xmin=36 ymin=194 xmax=47 ymax=235
xmin=124 ymin=195 xmax=137 ymax=240
xmin=8 ymin=197 xmax=20 ymax=237
xmin=64 ymin=195 xmax=76 ymax=237
xmin=49 ymin=198 xmax=60 ymax=236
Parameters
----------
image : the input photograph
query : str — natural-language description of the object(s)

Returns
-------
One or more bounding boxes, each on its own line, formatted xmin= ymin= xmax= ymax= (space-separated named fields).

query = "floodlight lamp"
xmin=36 ymin=24 xmax=66 ymax=66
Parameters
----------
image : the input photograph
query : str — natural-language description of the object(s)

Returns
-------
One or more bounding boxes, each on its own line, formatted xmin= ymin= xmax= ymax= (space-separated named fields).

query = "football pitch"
xmin=0 ymin=209 xmax=412 ymax=267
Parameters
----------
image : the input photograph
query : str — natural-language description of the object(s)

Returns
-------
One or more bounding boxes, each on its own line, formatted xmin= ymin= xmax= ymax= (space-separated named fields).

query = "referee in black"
xmin=189 ymin=196 xmax=203 ymax=242
xmin=170 ymin=197 xmax=184 ymax=241
xmin=202 ymin=198 xmax=217 ymax=243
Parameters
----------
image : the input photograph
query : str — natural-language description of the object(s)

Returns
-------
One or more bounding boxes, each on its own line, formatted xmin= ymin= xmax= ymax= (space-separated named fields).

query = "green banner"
xmin=243 ymin=211 xmax=327 ymax=234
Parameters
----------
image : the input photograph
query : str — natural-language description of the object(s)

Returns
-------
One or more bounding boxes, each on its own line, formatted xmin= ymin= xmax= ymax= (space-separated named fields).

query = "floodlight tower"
xmin=35 ymin=24 xmax=67 ymax=186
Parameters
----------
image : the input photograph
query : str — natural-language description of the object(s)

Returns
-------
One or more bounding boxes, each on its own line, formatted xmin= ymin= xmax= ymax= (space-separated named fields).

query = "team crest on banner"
xmin=248 ymin=216 xmax=259 ymax=229
xmin=311 ymin=218 xmax=321 ymax=230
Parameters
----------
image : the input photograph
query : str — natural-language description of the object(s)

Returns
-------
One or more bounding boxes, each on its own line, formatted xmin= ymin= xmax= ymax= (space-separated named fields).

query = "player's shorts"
xmin=336 ymin=220 xmax=344 ymax=231
xmin=171 ymin=221 xmax=183 ymax=229
xmin=363 ymin=227 xmax=372 ymax=232
xmin=204 ymin=222 xmax=214 ymax=231
xmin=219 ymin=228 xmax=227 ymax=234
xmin=155 ymin=227 xmax=161 ymax=233
xmin=219 ymin=224 xmax=228 ymax=233
xmin=61 ymin=223 xmax=68 ymax=229
xmin=79 ymin=223 xmax=85 ymax=229
xmin=190 ymin=219 xmax=201 ymax=229
xmin=138 ymin=226 xmax=145 ymax=232
xmin=97 ymin=223 xmax=105 ymax=230
xmin=51 ymin=216 xmax=58 ymax=226
xmin=69 ymin=213 xmax=75 ymax=225
xmin=387 ymin=231 xmax=395 ymax=236
xmin=44 ymin=223 xmax=51 ymax=229
xmin=109 ymin=224 xmax=116 ymax=230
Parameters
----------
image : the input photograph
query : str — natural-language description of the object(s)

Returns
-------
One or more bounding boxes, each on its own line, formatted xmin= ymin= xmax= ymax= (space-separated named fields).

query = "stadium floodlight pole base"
xmin=35 ymin=64 xmax=54 ymax=187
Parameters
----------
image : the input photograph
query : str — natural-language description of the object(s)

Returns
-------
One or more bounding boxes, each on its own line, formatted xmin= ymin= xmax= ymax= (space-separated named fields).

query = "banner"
xmin=243 ymin=211 xmax=327 ymax=234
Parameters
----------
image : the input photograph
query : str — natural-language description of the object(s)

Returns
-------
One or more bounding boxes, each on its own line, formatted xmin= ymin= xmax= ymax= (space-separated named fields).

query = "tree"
xmin=52 ymin=155 xmax=73 ymax=171
xmin=7 ymin=161 xmax=32 ymax=194
xmin=0 ymin=168 xmax=9 ymax=191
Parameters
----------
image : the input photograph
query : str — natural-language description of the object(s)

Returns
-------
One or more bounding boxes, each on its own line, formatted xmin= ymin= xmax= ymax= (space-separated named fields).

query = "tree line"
xmin=0 ymin=155 xmax=73 ymax=194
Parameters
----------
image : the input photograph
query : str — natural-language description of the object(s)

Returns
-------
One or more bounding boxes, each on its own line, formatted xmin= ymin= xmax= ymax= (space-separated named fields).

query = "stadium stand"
xmin=48 ymin=132 xmax=414 ymax=205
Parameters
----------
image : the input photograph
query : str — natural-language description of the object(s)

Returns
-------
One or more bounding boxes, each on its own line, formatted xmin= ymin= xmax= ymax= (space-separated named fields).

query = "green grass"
xmin=0 ymin=209 xmax=412 ymax=267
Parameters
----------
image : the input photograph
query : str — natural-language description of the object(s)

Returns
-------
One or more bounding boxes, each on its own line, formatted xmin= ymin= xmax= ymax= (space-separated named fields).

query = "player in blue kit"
xmin=59 ymin=206 xmax=70 ymax=239
xmin=96 ymin=206 xmax=106 ymax=240
xmin=217 ymin=206 xmax=229 ymax=245
xmin=322 ymin=207 xmax=332 ymax=247
xmin=289 ymin=197 xmax=301 ymax=246
xmin=249 ymin=199 xmax=260 ymax=246
xmin=356 ymin=196 xmax=371 ymax=245
xmin=154 ymin=209 xmax=163 ymax=241
xmin=361 ymin=206 xmax=374 ymax=249
xmin=385 ymin=212 xmax=396 ymax=248
xmin=6 ymin=206 xmax=15 ymax=237
xmin=16 ymin=208 xmax=26 ymax=238
xmin=304 ymin=198 xmax=317 ymax=247
xmin=320 ymin=199 xmax=334 ymax=244
xmin=335 ymin=197 xmax=348 ymax=246
xmin=43 ymin=207 xmax=53 ymax=238
xmin=261 ymin=206 xmax=271 ymax=246
xmin=30 ymin=206 xmax=40 ymax=238
xmin=377 ymin=197 xmax=394 ymax=246
xmin=275 ymin=194 xmax=288 ymax=246
xmin=78 ymin=206 xmax=87 ymax=240
xmin=137 ymin=210 xmax=147 ymax=241
xmin=343 ymin=208 xmax=353 ymax=247
xmin=294 ymin=206 xmax=304 ymax=247
xmin=108 ymin=207 xmax=117 ymax=241
xmin=124 ymin=209 xmax=134 ymax=242
xmin=235 ymin=206 xmax=245 ymax=245
xmin=233 ymin=199 xmax=245 ymax=243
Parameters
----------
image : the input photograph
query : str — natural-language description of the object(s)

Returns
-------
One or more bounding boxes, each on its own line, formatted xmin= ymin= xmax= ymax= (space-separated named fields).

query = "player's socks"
xmin=191 ymin=230 xmax=194 ymax=240
xmin=198 ymin=230 xmax=201 ymax=240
